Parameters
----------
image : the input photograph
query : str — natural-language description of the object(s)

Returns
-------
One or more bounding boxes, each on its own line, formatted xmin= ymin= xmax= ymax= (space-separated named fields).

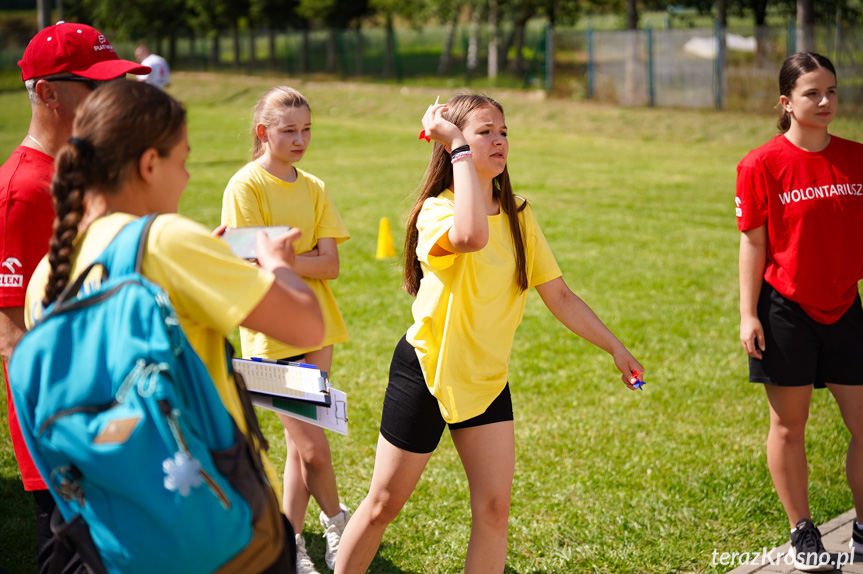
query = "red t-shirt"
xmin=736 ymin=134 xmax=863 ymax=324
xmin=0 ymin=145 xmax=55 ymax=490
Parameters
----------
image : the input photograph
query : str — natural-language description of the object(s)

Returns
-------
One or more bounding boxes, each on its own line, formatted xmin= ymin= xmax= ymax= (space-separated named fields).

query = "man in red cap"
xmin=0 ymin=22 xmax=148 ymax=574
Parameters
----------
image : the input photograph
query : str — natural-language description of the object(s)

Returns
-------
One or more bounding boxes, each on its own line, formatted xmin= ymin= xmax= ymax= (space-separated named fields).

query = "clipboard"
xmin=250 ymin=388 xmax=348 ymax=436
xmin=232 ymin=357 xmax=330 ymax=406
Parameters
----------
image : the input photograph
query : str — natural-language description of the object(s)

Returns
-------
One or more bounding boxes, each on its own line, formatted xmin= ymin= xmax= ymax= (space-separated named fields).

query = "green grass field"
xmin=1 ymin=73 xmax=861 ymax=574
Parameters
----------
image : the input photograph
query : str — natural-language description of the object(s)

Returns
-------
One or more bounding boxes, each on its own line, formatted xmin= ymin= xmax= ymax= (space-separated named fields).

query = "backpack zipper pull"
xmin=158 ymin=400 xmax=231 ymax=509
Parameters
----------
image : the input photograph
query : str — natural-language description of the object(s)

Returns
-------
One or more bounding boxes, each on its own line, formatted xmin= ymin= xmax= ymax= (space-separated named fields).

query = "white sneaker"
xmin=295 ymin=533 xmax=321 ymax=574
xmin=319 ymin=504 xmax=350 ymax=570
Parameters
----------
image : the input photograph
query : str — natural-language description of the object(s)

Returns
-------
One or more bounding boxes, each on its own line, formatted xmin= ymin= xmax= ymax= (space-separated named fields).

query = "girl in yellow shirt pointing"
xmin=335 ymin=94 xmax=645 ymax=574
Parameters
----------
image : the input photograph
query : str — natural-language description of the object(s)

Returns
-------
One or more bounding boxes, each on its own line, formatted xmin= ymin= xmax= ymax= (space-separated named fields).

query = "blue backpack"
xmin=10 ymin=215 xmax=288 ymax=574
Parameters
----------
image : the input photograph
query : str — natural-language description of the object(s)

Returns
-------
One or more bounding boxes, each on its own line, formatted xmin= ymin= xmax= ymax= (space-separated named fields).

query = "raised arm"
xmin=421 ymin=103 xmax=487 ymax=255
xmin=536 ymin=276 xmax=643 ymax=389
xmin=739 ymin=224 xmax=768 ymax=359
xmin=241 ymin=228 xmax=324 ymax=349
xmin=292 ymin=237 xmax=339 ymax=280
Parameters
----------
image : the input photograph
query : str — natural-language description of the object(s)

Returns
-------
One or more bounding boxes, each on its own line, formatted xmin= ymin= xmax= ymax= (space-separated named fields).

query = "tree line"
xmin=32 ymin=0 xmax=863 ymax=77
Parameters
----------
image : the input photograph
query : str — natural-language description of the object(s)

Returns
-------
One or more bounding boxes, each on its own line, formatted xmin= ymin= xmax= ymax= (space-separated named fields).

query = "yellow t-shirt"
xmin=222 ymin=162 xmax=349 ymax=359
xmin=406 ymin=190 xmax=562 ymax=423
xmin=26 ymin=213 xmax=282 ymax=494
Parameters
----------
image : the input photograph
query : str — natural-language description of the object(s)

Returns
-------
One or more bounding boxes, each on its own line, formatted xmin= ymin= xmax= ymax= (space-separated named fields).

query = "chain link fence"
xmin=2 ymin=20 xmax=863 ymax=113
xmin=555 ymin=23 xmax=863 ymax=113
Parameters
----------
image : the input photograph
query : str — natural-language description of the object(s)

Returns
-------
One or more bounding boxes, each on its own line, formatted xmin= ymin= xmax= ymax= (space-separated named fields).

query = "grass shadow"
xmin=0 ymin=475 xmax=37 ymax=574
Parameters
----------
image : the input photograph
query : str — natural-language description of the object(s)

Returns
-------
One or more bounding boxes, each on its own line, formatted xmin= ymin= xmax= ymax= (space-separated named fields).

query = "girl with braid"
xmin=335 ymin=94 xmax=644 ymax=573
xmin=24 ymin=80 xmax=324 ymax=574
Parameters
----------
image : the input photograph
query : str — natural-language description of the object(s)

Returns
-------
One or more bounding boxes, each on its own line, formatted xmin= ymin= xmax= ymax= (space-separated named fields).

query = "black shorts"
xmin=380 ymin=335 xmax=514 ymax=454
xmin=749 ymin=282 xmax=863 ymax=388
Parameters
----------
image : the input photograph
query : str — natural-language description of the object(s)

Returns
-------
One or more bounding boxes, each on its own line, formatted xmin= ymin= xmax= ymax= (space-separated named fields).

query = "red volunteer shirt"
xmin=0 ymin=145 xmax=55 ymax=490
xmin=736 ymin=135 xmax=863 ymax=324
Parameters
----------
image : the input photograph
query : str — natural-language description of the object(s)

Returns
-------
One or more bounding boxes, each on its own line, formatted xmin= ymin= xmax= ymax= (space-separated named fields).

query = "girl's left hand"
xmin=613 ymin=348 xmax=645 ymax=391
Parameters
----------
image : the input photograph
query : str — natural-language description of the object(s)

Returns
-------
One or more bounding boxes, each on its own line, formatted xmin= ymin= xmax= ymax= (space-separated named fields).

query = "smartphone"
xmin=222 ymin=226 xmax=292 ymax=260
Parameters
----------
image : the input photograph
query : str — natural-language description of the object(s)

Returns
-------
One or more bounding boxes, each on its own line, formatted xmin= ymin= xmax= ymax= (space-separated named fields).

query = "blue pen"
xmin=252 ymin=357 xmax=318 ymax=369
xmin=290 ymin=362 xmax=317 ymax=369
xmin=272 ymin=358 xmax=317 ymax=369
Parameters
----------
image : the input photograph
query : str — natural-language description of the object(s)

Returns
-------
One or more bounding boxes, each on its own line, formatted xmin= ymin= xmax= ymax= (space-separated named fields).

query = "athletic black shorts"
xmin=749 ymin=282 xmax=863 ymax=388
xmin=380 ymin=335 xmax=514 ymax=454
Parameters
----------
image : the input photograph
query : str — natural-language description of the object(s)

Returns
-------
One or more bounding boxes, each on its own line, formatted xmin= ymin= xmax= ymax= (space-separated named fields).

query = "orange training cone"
xmin=376 ymin=217 xmax=396 ymax=259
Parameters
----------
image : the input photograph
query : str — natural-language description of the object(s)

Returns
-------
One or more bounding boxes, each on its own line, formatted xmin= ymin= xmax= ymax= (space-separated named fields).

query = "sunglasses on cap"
xmin=47 ymin=76 xmax=112 ymax=90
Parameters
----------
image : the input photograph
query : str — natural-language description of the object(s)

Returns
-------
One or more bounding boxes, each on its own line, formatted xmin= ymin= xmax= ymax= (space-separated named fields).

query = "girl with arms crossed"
xmin=222 ymin=87 xmax=351 ymax=574
xmin=335 ymin=94 xmax=644 ymax=573
xmin=26 ymin=80 xmax=325 ymax=573
xmin=737 ymin=52 xmax=863 ymax=573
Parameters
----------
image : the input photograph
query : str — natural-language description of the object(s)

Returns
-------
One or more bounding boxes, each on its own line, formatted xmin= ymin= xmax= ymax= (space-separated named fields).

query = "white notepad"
xmin=232 ymin=358 xmax=330 ymax=406
xmin=250 ymin=388 xmax=348 ymax=436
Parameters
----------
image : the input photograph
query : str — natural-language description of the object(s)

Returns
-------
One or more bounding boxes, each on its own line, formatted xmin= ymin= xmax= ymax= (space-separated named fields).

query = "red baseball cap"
xmin=18 ymin=22 xmax=150 ymax=81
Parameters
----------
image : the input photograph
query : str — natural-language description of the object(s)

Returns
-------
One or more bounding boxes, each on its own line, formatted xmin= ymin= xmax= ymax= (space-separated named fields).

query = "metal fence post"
xmin=545 ymin=22 xmax=554 ymax=95
xmin=587 ymin=26 xmax=594 ymax=100
xmin=787 ymin=18 xmax=796 ymax=56
xmin=714 ymin=20 xmax=723 ymax=110
xmin=340 ymin=28 xmax=350 ymax=77
xmin=646 ymin=24 xmax=655 ymax=107
xmin=391 ymin=26 xmax=402 ymax=82
xmin=834 ymin=8 xmax=842 ymax=65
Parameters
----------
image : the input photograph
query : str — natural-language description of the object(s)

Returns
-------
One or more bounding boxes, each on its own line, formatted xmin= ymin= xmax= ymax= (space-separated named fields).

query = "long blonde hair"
xmin=251 ymin=86 xmax=310 ymax=160
xmin=403 ymin=94 xmax=528 ymax=296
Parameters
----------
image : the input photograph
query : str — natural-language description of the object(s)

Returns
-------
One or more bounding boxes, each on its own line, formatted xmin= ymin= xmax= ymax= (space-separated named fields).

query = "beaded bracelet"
xmin=451 ymin=151 xmax=473 ymax=164
xmin=450 ymin=144 xmax=470 ymax=156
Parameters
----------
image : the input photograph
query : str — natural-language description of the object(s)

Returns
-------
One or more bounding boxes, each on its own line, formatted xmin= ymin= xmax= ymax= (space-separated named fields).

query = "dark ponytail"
xmin=42 ymin=81 xmax=186 ymax=308
xmin=777 ymin=52 xmax=836 ymax=133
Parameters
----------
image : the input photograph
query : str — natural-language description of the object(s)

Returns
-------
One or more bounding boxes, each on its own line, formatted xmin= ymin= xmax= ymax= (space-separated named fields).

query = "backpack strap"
xmin=96 ymin=214 xmax=159 ymax=276
xmin=225 ymin=339 xmax=270 ymax=453
xmin=53 ymin=215 xmax=159 ymax=309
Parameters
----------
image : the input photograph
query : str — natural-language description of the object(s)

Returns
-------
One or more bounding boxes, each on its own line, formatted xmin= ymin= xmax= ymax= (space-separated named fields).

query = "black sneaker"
xmin=790 ymin=519 xmax=833 ymax=572
xmin=852 ymin=519 xmax=863 ymax=556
